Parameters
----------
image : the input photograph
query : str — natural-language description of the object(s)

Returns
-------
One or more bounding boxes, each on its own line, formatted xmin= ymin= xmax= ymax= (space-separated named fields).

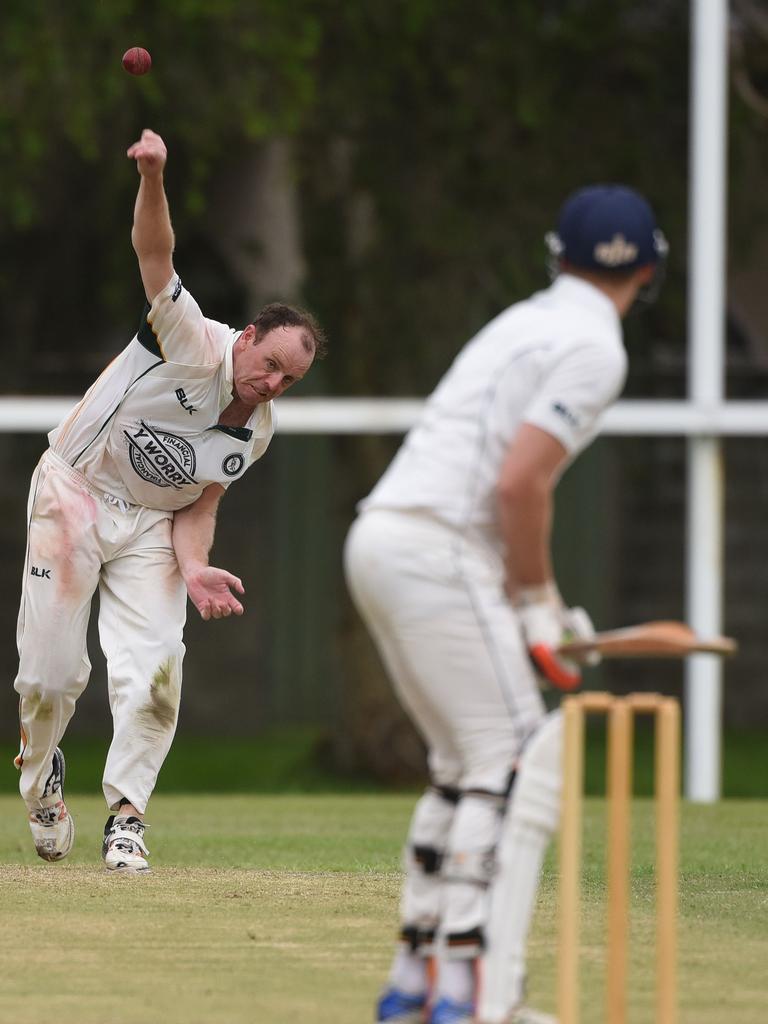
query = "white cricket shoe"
xmin=102 ymin=814 xmax=150 ymax=873
xmin=28 ymin=747 xmax=74 ymax=862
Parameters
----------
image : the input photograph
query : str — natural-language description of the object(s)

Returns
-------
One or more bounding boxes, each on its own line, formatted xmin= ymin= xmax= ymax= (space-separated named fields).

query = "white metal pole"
xmin=686 ymin=440 xmax=725 ymax=802
xmin=685 ymin=0 xmax=728 ymax=802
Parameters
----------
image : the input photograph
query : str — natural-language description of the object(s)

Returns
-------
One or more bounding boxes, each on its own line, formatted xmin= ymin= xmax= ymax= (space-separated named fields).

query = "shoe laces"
xmin=31 ymin=806 xmax=60 ymax=827
xmin=111 ymin=816 xmax=148 ymax=837
xmin=111 ymin=837 xmax=142 ymax=855
xmin=106 ymin=816 xmax=149 ymax=855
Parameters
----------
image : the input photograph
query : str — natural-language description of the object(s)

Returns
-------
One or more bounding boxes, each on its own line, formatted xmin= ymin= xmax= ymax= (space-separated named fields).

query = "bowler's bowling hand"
xmin=127 ymin=128 xmax=168 ymax=178
xmin=185 ymin=565 xmax=245 ymax=621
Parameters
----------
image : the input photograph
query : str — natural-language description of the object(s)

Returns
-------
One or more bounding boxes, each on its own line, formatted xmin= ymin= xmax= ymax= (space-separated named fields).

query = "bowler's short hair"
xmin=250 ymin=303 xmax=328 ymax=359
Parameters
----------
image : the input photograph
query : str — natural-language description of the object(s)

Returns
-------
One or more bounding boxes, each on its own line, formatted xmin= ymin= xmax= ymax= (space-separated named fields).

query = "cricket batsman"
xmin=344 ymin=185 xmax=667 ymax=1022
xmin=14 ymin=129 xmax=326 ymax=872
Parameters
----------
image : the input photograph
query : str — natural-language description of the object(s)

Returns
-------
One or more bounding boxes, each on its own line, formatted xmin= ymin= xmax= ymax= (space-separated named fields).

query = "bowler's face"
xmin=233 ymin=325 xmax=314 ymax=405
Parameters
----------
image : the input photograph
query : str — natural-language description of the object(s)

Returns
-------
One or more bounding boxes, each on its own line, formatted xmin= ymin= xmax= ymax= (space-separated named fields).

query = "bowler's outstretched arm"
xmin=127 ymin=129 xmax=175 ymax=302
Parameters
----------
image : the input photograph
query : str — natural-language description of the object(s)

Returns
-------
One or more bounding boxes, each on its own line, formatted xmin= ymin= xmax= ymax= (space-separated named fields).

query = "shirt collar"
xmin=549 ymin=273 xmax=621 ymax=328
xmin=222 ymin=332 xmax=237 ymax=401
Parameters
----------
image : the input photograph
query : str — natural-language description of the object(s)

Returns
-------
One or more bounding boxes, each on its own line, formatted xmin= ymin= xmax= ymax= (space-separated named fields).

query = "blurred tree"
xmin=732 ymin=0 xmax=768 ymax=118
xmin=0 ymin=0 xmax=320 ymax=389
xmin=2 ymin=2 xmax=768 ymax=779
xmin=301 ymin=0 xmax=694 ymax=778
xmin=301 ymin=0 xmax=691 ymax=397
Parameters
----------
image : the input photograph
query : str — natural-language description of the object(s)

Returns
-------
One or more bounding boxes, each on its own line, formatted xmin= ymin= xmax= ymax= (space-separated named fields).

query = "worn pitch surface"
xmin=0 ymin=794 xmax=765 ymax=1023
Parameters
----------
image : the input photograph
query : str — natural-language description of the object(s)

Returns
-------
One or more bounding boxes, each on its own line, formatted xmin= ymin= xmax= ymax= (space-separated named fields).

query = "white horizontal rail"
xmin=2 ymin=395 xmax=768 ymax=436
xmin=603 ymin=400 xmax=768 ymax=436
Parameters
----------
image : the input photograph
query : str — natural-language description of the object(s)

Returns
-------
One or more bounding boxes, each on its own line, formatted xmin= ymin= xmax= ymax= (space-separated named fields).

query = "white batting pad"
xmin=477 ymin=711 xmax=563 ymax=1023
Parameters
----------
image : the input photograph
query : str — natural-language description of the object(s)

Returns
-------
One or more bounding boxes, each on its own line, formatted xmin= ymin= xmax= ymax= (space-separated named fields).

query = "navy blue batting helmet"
xmin=546 ymin=184 xmax=668 ymax=273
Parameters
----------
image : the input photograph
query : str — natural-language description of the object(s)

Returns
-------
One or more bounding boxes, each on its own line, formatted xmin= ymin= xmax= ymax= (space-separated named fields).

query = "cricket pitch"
xmin=0 ymin=794 xmax=765 ymax=1023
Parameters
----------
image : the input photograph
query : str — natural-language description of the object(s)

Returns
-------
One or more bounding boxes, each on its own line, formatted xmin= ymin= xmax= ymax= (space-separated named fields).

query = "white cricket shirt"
xmin=361 ymin=274 xmax=627 ymax=539
xmin=49 ymin=275 xmax=274 ymax=510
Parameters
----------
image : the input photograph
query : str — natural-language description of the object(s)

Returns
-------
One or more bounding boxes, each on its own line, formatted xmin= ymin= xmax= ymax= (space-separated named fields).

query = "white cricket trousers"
xmin=344 ymin=509 xmax=546 ymax=948
xmin=14 ymin=451 xmax=187 ymax=814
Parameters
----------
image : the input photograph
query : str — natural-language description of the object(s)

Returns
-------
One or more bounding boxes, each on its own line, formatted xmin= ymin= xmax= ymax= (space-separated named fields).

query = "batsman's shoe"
xmin=28 ymin=747 xmax=74 ymax=862
xmin=376 ymin=987 xmax=427 ymax=1023
xmin=429 ymin=997 xmax=474 ymax=1024
xmin=102 ymin=814 xmax=150 ymax=873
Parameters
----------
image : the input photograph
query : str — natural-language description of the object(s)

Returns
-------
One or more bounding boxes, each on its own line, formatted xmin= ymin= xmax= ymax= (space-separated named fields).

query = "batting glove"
xmin=516 ymin=583 xmax=598 ymax=692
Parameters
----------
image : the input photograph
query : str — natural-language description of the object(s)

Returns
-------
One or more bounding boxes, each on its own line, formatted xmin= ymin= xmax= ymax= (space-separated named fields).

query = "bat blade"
xmin=558 ymin=620 xmax=737 ymax=660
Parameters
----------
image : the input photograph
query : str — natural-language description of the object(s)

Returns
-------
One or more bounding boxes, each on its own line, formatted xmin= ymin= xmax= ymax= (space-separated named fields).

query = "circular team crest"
xmin=127 ymin=425 xmax=197 ymax=489
xmin=222 ymin=453 xmax=245 ymax=477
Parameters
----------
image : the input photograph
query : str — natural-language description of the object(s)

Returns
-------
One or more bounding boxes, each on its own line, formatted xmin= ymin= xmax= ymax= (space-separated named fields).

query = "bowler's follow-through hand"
xmin=516 ymin=582 xmax=597 ymax=691
xmin=183 ymin=565 xmax=245 ymax=621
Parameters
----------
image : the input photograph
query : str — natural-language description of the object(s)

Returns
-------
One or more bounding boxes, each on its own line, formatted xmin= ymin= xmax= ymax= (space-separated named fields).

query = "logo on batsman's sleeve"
xmin=124 ymin=422 xmax=197 ymax=489
xmin=552 ymin=401 xmax=580 ymax=428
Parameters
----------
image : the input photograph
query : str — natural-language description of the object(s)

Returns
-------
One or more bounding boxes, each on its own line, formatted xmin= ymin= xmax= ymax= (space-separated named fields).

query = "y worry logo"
xmin=124 ymin=422 xmax=198 ymax=489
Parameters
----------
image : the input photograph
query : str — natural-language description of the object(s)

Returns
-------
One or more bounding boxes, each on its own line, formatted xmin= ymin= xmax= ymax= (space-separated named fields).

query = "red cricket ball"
xmin=122 ymin=47 xmax=152 ymax=76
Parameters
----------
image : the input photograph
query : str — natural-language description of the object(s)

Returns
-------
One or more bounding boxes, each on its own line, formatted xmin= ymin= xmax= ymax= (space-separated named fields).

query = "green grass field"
xmin=2 ymin=725 xmax=768 ymax=796
xmin=1 ymin=794 xmax=766 ymax=1024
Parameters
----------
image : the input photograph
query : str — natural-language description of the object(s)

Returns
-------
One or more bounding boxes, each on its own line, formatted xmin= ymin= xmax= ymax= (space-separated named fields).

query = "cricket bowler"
xmin=13 ymin=129 xmax=326 ymax=872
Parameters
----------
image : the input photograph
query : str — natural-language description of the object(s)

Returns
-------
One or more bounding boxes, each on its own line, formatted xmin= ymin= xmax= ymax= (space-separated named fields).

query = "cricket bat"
xmin=558 ymin=619 xmax=737 ymax=660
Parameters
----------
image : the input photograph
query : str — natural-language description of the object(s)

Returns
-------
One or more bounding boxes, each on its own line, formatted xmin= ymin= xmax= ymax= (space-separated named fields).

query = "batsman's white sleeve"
xmin=522 ymin=339 xmax=627 ymax=454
